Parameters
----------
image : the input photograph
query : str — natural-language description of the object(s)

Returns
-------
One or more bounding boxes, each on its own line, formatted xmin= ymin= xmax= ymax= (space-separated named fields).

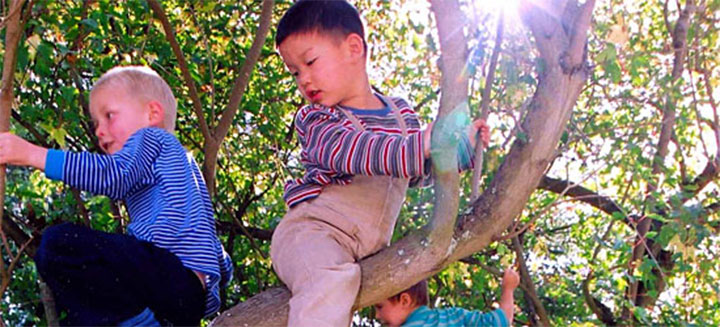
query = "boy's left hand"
xmin=0 ymin=132 xmax=48 ymax=170
xmin=501 ymin=267 xmax=520 ymax=291
xmin=467 ymin=119 xmax=490 ymax=150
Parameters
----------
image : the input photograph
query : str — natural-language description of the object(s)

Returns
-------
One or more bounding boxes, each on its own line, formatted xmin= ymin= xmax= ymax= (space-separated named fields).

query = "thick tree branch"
xmin=629 ymin=0 xmax=695 ymax=310
xmin=562 ymin=0 xmax=595 ymax=73
xmin=538 ymin=175 xmax=624 ymax=216
xmin=0 ymin=1 xmax=27 ymax=293
xmin=423 ymin=0 xmax=467 ymax=249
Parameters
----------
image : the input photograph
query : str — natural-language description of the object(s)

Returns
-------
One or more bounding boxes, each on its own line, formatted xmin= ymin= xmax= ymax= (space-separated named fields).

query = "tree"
xmin=1 ymin=0 xmax=719 ymax=326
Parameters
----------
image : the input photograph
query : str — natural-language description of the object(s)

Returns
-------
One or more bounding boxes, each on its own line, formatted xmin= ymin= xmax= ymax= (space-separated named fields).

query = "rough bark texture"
xmin=624 ymin=1 xmax=695 ymax=320
xmin=212 ymin=0 xmax=595 ymax=325
xmin=0 ymin=0 xmax=25 ymax=229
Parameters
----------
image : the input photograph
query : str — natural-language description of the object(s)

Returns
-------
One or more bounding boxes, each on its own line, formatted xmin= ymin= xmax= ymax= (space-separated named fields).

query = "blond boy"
xmin=0 ymin=66 xmax=232 ymax=326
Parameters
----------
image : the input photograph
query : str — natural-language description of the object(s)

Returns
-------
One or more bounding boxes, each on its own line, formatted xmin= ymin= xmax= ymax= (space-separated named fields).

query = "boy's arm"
xmin=0 ymin=133 xmax=49 ymax=171
xmin=296 ymin=106 xmax=425 ymax=179
xmin=48 ymin=128 xmax=164 ymax=200
xmin=499 ymin=268 xmax=520 ymax=325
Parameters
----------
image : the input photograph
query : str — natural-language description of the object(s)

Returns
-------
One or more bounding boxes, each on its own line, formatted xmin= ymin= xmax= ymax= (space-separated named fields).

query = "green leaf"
xmin=80 ymin=18 xmax=98 ymax=30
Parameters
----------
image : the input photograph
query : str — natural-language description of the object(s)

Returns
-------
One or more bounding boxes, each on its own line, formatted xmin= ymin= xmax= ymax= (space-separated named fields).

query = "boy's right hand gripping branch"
xmin=0 ymin=132 xmax=47 ymax=170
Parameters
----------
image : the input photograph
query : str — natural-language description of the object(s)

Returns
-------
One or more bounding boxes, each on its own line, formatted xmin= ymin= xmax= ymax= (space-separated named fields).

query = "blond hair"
xmin=91 ymin=66 xmax=178 ymax=132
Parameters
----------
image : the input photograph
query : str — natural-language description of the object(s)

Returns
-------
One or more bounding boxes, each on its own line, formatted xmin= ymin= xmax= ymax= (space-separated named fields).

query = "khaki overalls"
xmin=271 ymin=98 xmax=410 ymax=327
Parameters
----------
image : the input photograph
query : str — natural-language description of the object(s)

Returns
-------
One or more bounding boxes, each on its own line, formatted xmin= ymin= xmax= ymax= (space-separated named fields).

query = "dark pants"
xmin=34 ymin=223 xmax=206 ymax=326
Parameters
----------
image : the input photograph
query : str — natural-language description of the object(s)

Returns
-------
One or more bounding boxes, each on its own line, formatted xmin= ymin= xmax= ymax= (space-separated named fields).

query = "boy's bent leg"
xmin=34 ymin=223 xmax=145 ymax=325
xmin=34 ymin=223 xmax=204 ymax=326
xmin=271 ymin=220 xmax=360 ymax=327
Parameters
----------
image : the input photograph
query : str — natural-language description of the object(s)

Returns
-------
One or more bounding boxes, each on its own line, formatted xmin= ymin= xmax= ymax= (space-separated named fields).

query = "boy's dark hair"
xmin=390 ymin=279 xmax=429 ymax=306
xmin=276 ymin=0 xmax=367 ymax=53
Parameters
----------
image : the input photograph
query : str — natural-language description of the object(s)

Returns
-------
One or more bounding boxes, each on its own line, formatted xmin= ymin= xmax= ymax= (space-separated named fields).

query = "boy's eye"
xmin=291 ymin=71 xmax=299 ymax=77
xmin=306 ymin=58 xmax=316 ymax=66
xmin=106 ymin=112 xmax=114 ymax=119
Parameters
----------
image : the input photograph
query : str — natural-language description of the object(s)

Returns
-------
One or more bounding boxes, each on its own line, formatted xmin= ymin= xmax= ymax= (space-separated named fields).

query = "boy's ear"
xmin=399 ymin=293 xmax=414 ymax=308
xmin=344 ymin=33 xmax=365 ymax=61
xmin=147 ymin=100 xmax=165 ymax=128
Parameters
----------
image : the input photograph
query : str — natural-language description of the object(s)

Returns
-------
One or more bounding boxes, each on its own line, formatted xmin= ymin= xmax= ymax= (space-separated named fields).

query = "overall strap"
xmin=381 ymin=95 xmax=408 ymax=137
xmin=336 ymin=95 xmax=408 ymax=136
xmin=337 ymin=107 xmax=365 ymax=131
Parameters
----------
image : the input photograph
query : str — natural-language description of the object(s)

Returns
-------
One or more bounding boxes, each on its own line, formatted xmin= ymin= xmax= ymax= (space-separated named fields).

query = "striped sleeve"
xmin=464 ymin=308 xmax=508 ymax=327
xmin=60 ymin=128 xmax=162 ymax=200
xmin=295 ymin=105 xmax=425 ymax=179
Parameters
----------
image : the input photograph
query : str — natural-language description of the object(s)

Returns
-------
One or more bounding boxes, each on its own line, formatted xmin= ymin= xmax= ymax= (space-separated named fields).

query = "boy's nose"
xmin=298 ymin=73 xmax=310 ymax=88
xmin=94 ymin=125 xmax=104 ymax=138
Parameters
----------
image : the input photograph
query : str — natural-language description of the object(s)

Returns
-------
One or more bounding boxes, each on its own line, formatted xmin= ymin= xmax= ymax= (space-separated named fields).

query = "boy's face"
xmin=374 ymin=298 xmax=415 ymax=327
xmin=278 ymin=31 xmax=360 ymax=107
xmin=90 ymin=85 xmax=154 ymax=154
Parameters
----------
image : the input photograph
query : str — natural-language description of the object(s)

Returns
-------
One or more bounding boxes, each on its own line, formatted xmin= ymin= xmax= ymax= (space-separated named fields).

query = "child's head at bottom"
xmin=374 ymin=279 xmax=429 ymax=327
xmin=89 ymin=66 xmax=177 ymax=154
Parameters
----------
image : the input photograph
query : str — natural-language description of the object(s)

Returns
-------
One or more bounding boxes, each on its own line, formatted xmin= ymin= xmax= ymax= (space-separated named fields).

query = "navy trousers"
xmin=34 ymin=223 xmax=206 ymax=326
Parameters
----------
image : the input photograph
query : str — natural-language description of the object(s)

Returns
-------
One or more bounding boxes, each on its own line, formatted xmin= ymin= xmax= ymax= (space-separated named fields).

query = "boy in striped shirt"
xmin=374 ymin=268 xmax=519 ymax=327
xmin=270 ymin=1 xmax=490 ymax=326
xmin=0 ymin=66 xmax=233 ymax=326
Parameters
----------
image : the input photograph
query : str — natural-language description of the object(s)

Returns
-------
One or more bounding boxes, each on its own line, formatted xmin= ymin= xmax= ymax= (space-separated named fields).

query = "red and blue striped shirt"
xmin=284 ymin=96 xmax=475 ymax=207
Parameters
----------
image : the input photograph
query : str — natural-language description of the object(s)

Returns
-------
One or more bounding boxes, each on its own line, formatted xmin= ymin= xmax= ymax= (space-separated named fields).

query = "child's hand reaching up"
xmin=470 ymin=119 xmax=490 ymax=150
xmin=499 ymin=267 xmax=519 ymax=324
xmin=501 ymin=267 xmax=520 ymax=291
xmin=0 ymin=132 xmax=48 ymax=170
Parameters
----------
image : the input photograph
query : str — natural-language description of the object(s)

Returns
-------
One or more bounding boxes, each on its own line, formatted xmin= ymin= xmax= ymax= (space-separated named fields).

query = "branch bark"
xmin=538 ymin=175 xmax=624 ymax=216
xmin=512 ymin=236 xmax=551 ymax=326
xmin=0 ymin=0 xmax=25 ymax=228
xmin=0 ymin=0 xmax=27 ymax=302
xmin=627 ymin=0 xmax=695 ymax=314
xmin=471 ymin=12 xmax=504 ymax=201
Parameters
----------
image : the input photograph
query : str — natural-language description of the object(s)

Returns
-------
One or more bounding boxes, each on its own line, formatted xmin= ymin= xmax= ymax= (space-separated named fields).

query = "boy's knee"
xmin=34 ymin=223 xmax=76 ymax=269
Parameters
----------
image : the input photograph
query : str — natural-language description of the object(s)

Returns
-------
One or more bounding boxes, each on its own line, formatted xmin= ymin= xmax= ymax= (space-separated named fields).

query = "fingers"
xmin=470 ymin=119 xmax=490 ymax=148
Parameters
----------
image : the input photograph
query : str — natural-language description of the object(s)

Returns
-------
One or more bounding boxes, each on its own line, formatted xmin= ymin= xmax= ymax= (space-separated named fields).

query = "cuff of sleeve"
xmin=44 ymin=149 xmax=65 ymax=181
xmin=457 ymin=134 xmax=475 ymax=171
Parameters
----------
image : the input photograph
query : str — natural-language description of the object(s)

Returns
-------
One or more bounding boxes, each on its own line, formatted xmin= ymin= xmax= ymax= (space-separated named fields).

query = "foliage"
xmin=1 ymin=0 xmax=718 ymax=326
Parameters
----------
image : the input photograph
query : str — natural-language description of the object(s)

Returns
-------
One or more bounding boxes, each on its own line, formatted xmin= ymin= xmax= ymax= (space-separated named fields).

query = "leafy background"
xmin=1 ymin=0 xmax=718 ymax=326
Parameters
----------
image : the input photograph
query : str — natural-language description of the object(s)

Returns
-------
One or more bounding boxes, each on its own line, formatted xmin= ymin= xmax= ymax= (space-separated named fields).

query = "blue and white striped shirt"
xmin=403 ymin=306 xmax=508 ymax=327
xmin=44 ymin=127 xmax=233 ymax=317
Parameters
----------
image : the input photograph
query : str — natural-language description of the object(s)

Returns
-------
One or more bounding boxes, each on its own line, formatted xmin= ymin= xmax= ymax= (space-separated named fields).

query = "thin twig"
xmin=496 ymin=164 xmax=607 ymax=241
xmin=471 ymin=12 xmax=504 ymax=202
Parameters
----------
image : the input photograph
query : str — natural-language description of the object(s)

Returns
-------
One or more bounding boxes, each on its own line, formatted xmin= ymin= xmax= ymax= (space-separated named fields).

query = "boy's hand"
xmin=0 ymin=133 xmax=48 ymax=171
xmin=501 ymin=267 xmax=520 ymax=291
xmin=468 ymin=119 xmax=490 ymax=150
